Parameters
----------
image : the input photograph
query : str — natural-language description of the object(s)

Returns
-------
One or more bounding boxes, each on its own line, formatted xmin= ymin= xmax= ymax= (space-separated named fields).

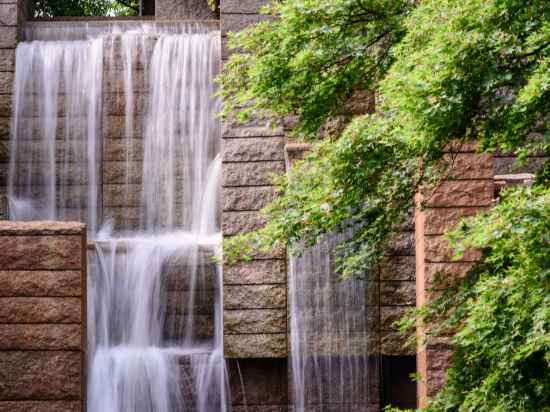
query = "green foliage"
xmin=397 ymin=187 xmax=550 ymax=411
xmin=220 ymin=0 xmax=550 ymax=409
xmin=33 ymin=0 xmax=139 ymax=17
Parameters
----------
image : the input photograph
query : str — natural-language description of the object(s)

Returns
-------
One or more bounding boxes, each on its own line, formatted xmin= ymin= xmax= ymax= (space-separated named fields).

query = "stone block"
xmin=0 ymin=3 xmax=17 ymax=26
xmin=0 ymin=270 xmax=81 ymax=297
xmin=103 ymin=115 xmax=144 ymax=138
xmin=222 ymin=210 xmax=266 ymax=235
xmin=224 ymin=284 xmax=286 ymax=309
xmin=0 ymin=49 xmax=14 ymax=72
xmin=494 ymin=156 xmax=548 ymax=175
xmin=424 ymin=235 xmax=482 ymax=262
xmin=222 ymin=161 xmax=285 ymax=187
xmin=380 ymin=281 xmax=415 ymax=306
xmin=380 ymin=306 xmax=409 ymax=331
xmin=0 ymin=27 xmax=14 ymax=48
xmin=0 ymin=297 xmax=81 ymax=323
xmin=224 ymin=309 xmax=286 ymax=334
xmin=223 ymin=137 xmax=284 ymax=162
xmin=381 ymin=331 xmax=413 ymax=356
xmin=387 ymin=231 xmax=415 ymax=256
xmin=222 ymin=13 xmax=274 ymax=36
xmin=221 ymin=0 xmax=271 ymax=13
xmin=0 ymin=324 xmax=81 ymax=350
xmin=425 ymin=262 xmax=475 ymax=289
xmin=0 ymin=351 xmax=81 ymax=400
xmin=425 ymin=180 xmax=494 ymax=207
xmin=224 ymin=333 xmax=287 ymax=358
xmin=441 ymin=153 xmax=493 ymax=180
xmin=103 ymin=161 xmax=144 ymax=185
xmin=103 ymin=138 xmax=144 ymax=161
xmin=223 ymin=186 xmax=278 ymax=211
xmin=0 ymin=401 xmax=82 ymax=412
xmin=0 ymin=235 xmax=82 ymax=270
xmin=0 ymin=93 xmax=11 ymax=117
xmin=380 ymin=256 xmax=415 ymax=281
xmin=222 ymin=118 xmax=283 ymax=138
xmin=0 ymin=221 xmax=85 ymax=235
xmin=0 ymin=117 xmax=9 ymax=138
xmin=424 ymin=206 xmax=489 ymax=235
xmin=224 ymin=259 xmax=286 ymax=285
xmin=156 ymin=0 xmax=218 ymax=19
xmin=0 ymin=72 xmax=12 ymax=94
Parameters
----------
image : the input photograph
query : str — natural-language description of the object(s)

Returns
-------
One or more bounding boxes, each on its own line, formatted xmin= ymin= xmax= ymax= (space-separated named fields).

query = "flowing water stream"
xmin=8 ymin=21 xmax=228 ymax=412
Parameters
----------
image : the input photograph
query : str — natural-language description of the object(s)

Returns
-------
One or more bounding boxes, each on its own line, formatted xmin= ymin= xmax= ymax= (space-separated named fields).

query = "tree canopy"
xmin=219 ymin=0 xmax=549 ymax=410
xmin=33 ymin=0 xmax=140 ymax=17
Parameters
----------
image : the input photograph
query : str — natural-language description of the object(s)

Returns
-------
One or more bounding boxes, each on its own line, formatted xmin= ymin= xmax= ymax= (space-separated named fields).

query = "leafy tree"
xmin=219 ymin=0 xmax=550 ymax=409
xmin=33 ymin=0 xmax=140 ymax=17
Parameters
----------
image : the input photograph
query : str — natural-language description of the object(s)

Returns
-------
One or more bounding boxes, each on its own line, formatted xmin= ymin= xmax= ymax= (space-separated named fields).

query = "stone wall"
xmin=156 ymin=0 xmax=218 ymax=19
xmin=0 ymin=221 xmax=87 ymax=412
xmin=221 ymin=0 xmax=287 ymax=359
xmin=415 ymin=146 xmax=494 ymax=407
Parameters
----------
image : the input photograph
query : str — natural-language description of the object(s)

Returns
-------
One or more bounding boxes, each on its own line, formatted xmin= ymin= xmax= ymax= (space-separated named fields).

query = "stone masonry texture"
xmin=0 ymin=221 xmax=86 ymax=412
xmin=415 ymin=144 xmax=495 ymax=407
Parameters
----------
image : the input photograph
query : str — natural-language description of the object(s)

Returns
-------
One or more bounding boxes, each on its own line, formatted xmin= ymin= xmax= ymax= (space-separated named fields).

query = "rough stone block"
xmin=221 ymin=0 xmax=271 ymax=13
xmin=0 ymin=297 xmax=81 ymax=323
xmin=0 ymin=351 xmax=81 ymax=400
xmin=0 ymin=235 xmax=82 ymax=270
xmin=222 ymin=161 xmax=285 ymax=187
xmin=380 ymin=281 xmax=415 ymax=306
xmin=223 ymin=137 xmax=284 ymax=162
xmin=224 ymin=333 xmax=287 ymax=358
xmin=222 ymin=118 xmax=283 ymax=138
xmin=0 ymin=93 xmax=11 ymax=117
xmin=424 ymin=206 xmax=489 ymax=235
xmin=156 ymin=0 xmax=218 ymax=19
xmin=0 ymin=49 xmax=14 ymax=72
xmin=0 ymin=72 xmax=13 ymax=94
xmin=223 ymin=186 xmax=278 ymax=211
xmin=224 ymin=309 xmax=286 ymax=334
xmin=424 ymin=235 xmax=482 ymax=262
xmin=381 ymin=331 xmax=414 ymax=356
xmin=224 ymin=284 xmax=286 ymax=309
xmin=224 ymin=259 xmax=286 ymax=285
xmin=0 ymin=222 xmax=85 ymax=235
xmin=0 ymin=3 xmax=17 ymax=26
xmin=0 ymin=401 xmax=82 ymax=412
xmin=387 ymin=231 xmax=415 ymax=256
xmin=425 ymin=180 xmax=494 ymax=207
xmin=380 ymin=306 xmax=409 ymax=331
xmin=380 ymin=256 xmax=416 ymax=281
xmin=0 ymin=270 xmax=81 ymax=297
xmin=494 ymin=156 xmax=548 ymax=175
xmin=222 ymin=13 xmax=274 ymax=36
xmin=222 ymin=211 xmax=266 ymax=235
xmin=0 ymin=324 xmax=81 ymax=350
xmin=441 ymin=153 xmax=493 ymax=180
xmin=425 ymin=262 xmax=475 ymax=289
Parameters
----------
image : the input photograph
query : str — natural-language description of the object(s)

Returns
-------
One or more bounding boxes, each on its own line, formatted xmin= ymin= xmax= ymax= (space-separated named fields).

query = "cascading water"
xmin=289 ymin=231 xmax=379 ymax=412
xmin=8 ymin=21 xmax=228 ymax=412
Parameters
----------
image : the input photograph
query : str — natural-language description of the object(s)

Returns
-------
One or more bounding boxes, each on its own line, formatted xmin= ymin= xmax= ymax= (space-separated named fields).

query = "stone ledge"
xmin=224 ymin=333 xmax=287 ymax=358
xmin=0 ymin=222 xmax=85 ymax=236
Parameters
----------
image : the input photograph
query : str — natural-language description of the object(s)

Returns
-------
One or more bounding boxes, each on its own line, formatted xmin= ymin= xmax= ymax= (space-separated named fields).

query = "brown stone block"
xmin=0 ymin=222 xmax=85 ymax=236
xmin=224 ymin=259 xmax=286 ymax=285
xmin=0 ymin=297 xmax=81 ymax=323
xmin=424 ymin=207 xmax=489 ymax=235
xmin=221 ymin=13 xmax=274 ymax=36
xmin=103 ymin=161 xmax=144 ymax=184
xmin=0 ymin=270 xmax=81 ymax=297
xmin=103 ymin=138 xmax=144 ymax=161
xmin=0 ymin=235 xmax=82 ymax=270
xmin=380 ymin=306 xmax=409 ymax=332
xmin=223 ymin=137 xmax=284 ymax=162
xmin=380 ymin=256 xmax=415 ymax=281
xmin=222 ymin=161 xmax=285 ymax=187
xmin=222 ymin=211 xmax=266 ymax=236
xmin=494 ymin=156 xmax=548 ymax=175
xmin=222 ymin=186 xmax=278 ymax=211
xmin=0 ymin=324 xmax=81 ymax=350
xmin=0 ymin=351 xmax=81 ymax=400
xmin=0 ymin=49 xmax=15 ymax=72
xmin=380 ymin=281 xmax=415 ymax=306
xmin=425 ymin=262 xmax=475 ymax=289
xmin=224 ymin=309 xmax=286 ymax=334
xmin=0 ymin=117 xmax=9 ymax=139
xmin=381 ymin=331 xmax=414 ymax=356
xmin=0 ymin=401 xmax=81 ymax=412
xmin=221 ymin=0 xmax=271 ymax=13
xmin=0 ymin=3 xmax=17 ymax=27
xmin=103 ymin=115 xmax=144 ymax=138
xmin=424 ymin=235 xmax=481 ymax=262
xmin=0 ymin=72 xmax=13 ymax=95
xmin=0 ymin=94 xmax=10 ymax=118
xmin=441 ymin=153 xmax=493 ymax=180
xmin=425 ymin=180 xmax=494 ymax=207
xmin=224 ymin=333 xmax=287 ymax=358
xmin=222 ymin=118 xmax=283 ymax=138
xmin=224 ymin=284 xmax=286 ymax=309
xmin=387 ymin=231 xmax=415 ymax=256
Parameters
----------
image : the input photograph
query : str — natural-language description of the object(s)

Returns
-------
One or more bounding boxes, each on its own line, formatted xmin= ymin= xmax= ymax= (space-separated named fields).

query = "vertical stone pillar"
xmin=415 ymin=146 xmax=494 ymax=407
xmin=220 ymin=0 xmax=287 ymax=359
xmin=0 ymin=222 xmax=87 ymax=412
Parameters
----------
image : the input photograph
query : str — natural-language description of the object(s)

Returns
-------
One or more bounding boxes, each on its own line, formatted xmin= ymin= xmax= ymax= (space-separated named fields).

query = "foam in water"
xmin=8 ymin=21 xmax=228 ymax=412
xmin=289 ymin=231 xmax=378 ymax=412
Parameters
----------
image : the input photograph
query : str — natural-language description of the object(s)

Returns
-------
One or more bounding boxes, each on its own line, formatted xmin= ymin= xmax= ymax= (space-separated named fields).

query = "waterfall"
xmin=8 ymin=21 xmax=228 ymax=412
xmin=289 ymin=231 xmax=378 ymax=411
